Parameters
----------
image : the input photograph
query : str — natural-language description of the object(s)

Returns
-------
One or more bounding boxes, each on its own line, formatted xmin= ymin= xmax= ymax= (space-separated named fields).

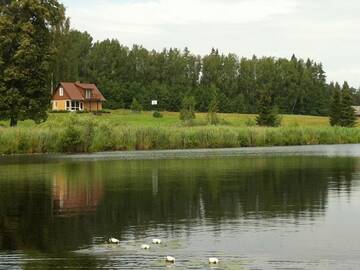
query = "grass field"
xmin=1 ymin=110 xmax=360 ymax=155
xmin=0 ymin=110 xmax=335 ymax=128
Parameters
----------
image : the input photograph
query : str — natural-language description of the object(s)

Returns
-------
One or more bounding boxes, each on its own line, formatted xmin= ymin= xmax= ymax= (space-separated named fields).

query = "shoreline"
xmin=1 ymin=144 xmax=360 ymax=164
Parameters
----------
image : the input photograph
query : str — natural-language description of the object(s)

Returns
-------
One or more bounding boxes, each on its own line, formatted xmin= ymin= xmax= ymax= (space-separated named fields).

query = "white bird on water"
xmin=152 ymin=239 xmax=161 ymax=244
xmin=209 ymin=257 xmax=220 ymax=264
xmin=165 ymin=256 xmax=175 ymax=263
xmin=141 ymin=244 xmax=150 ymax=250
xmin=108 ymin=237 xmax=120 ymax=244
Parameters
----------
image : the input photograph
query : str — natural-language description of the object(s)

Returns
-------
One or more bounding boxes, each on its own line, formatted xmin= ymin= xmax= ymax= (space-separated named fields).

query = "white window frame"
xmin=86 ymin=90 xmax=91 ymax=99
xmin=59 ymin=87 xmax=64 ymax=97
xmin=66 ymin=101 xmax=83 ymax=111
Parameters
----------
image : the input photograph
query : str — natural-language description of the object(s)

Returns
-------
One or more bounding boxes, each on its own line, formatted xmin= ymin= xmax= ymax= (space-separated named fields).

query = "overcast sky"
xmin=61 ymin=0 xmax=360 ymax=88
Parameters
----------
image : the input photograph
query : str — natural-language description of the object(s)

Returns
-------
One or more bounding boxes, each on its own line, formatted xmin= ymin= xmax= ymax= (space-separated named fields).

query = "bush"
xmin=153 ymin=111 xmax=163 ymax=118
xmin=180 ymin=96 xmax=196 ymax=124
xmin=245 ymin=118 xmax=257 ymax=127
xmin=49 ymin=110 xmax=70 ymax=114
xmin=207 ymin=95 xmax=220 ymax=125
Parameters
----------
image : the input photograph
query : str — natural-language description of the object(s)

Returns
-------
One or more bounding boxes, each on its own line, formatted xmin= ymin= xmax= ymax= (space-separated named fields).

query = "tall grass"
xmin=1 ymin=116 xmax=360 ymax=155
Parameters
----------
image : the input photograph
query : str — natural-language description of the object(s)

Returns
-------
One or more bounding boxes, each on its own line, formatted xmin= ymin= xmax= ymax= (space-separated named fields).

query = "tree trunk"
xmin=10 ymin=116 xmax=17 ymax=127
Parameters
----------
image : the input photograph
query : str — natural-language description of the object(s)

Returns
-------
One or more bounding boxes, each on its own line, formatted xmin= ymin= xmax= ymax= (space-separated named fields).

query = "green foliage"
xmin=153 ymin=111 xmax=163 ymax=118
xmin=256 ymin=91 xmax=281 ymax=127
xmin=50 ymin=20 xmax=360 ymax=117
xmin=330 ymin=82 xmax=357 ymax=127
xmin=245 ymin=118 xmax=257 ymax=127
xmin=130 ymin=98 xmax=143 ymax=113
xmin=180 ymin=96 xmax=196 ymax=123
xmin=2 ymin=121 xmax=360 ymax=155
xmin=207 ymin=92 xmax=220 ymax=125
xmin=0 ymin=0 xmax=65 ymax=126
xmin=339 ymin=82 xmax=357 ymax=127
xmin=49 ymin=110 xmax=70 ymax=114
xmin=329 ymin=84 xmax=342 ymax=126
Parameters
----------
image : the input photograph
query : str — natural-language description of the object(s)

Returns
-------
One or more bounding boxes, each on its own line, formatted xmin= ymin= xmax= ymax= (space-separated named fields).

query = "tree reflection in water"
xmin=0 ymin=155 xmax=359 ymax=268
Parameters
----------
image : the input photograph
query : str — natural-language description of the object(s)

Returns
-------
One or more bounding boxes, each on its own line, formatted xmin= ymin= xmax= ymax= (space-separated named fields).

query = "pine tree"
xmin=180 ymin=96 xmax=196 ymax=123
xmin=130 ymin=98 xmax=143 ymax=113
xmin=339 ymin=82 xmax=356 ymax=127
xmin=329 ymin=83 xmax=342 ymax=126
xmin=256 ymin=91 xmax=281 ymax=127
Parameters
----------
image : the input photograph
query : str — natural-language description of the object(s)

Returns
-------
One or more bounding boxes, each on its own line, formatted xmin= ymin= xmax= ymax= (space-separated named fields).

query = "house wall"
xmin=52 ymin=100 xmax=67 ymax=111
xmin=84 ymin=101 xmax=102 ymax=111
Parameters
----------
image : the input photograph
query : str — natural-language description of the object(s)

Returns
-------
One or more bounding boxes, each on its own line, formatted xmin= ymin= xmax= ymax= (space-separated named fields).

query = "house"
xmin=352 ymin=106 xmax=360 ymax=117
xmin=51 ymin=82 xmax=106 ymax=112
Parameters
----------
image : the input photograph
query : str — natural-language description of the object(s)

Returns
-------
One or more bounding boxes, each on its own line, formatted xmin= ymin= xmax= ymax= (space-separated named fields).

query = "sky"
xmin=62 ymin=0 xmax=360 ymax=88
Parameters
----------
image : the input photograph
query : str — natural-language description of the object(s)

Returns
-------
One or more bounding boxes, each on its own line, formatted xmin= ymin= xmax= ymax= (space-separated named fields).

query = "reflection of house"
xmin=52 ymin=172 xmax=103 ymax=216
xmin=51 ymin=82 xmax=106 ymax=112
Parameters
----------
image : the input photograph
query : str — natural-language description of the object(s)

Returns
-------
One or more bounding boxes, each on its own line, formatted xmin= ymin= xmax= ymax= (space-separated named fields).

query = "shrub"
xmin=207 ymin=94 xmax=220 ymax=125
xmin=49 ymin=110 xmax=70 ymax=114
xmin=180 ymin=96 xmax=196 ymax=124
xmin=153 ymin=111 xmax=163 ymax=118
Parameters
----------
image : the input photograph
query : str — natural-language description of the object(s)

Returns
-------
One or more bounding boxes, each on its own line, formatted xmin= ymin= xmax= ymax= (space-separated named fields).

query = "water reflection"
xmin=0 ymin=155 xmax=359 ymax=269
xmin=52 ymin=167 xmax=103 ymax=216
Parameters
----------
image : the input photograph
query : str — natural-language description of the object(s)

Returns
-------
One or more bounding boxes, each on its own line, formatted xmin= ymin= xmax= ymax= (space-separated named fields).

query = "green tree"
xmin=0 ymin=0 xmax=65 ymax=126
xmin=329 ymin=83 xmax=342 ymax=126
xmin=207 ymin=88 xmax=220 ymax=125
xmin=339 ymin=82 xmax=356 ymax=127
xmin=256 ymin=91 xmax=281 ymax=127
xmin=180 ymin=96 xmax=196 ymax=123
xmin=130 ymin=98 xmax=143 ymax=113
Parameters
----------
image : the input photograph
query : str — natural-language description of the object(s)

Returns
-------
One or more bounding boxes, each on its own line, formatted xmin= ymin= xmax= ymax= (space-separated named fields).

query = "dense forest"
xmin=1 ymin=1 xmax=359 ymax=120
xmin=52 ymin=22 xmax=360 ymax=116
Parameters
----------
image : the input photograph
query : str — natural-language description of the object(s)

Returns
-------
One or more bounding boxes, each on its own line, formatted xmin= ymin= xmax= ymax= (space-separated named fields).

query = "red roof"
xmin=58 ymin=82 xmax=106 ymax=101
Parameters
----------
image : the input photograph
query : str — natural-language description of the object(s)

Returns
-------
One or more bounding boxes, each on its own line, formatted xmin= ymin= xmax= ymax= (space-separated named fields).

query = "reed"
xmin=1 ymin=117 xmax=360 ymax=155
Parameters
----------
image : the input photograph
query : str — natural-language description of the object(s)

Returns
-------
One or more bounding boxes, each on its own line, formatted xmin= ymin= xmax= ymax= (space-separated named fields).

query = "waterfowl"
xmin=141 ymin=244 xmax=150 ymax=250
xmin=165 ymin=256 xmax=175 ymax=263
xmin=108 ymin=237 xmax=120 ymax=244
xmin=209 ymin=258 xmax=220 ymax=264
xmin=152 ymin=239 xmax=161 ymax=244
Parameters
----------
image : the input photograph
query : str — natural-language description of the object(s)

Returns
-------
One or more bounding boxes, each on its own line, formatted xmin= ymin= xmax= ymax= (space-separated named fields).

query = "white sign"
xmin=151 ymin=100 xmax=158 ymax=105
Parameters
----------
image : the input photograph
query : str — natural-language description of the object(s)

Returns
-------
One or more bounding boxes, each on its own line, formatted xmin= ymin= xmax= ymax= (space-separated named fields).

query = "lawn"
xmin=0 ymin=110 xmax=334 ymax=128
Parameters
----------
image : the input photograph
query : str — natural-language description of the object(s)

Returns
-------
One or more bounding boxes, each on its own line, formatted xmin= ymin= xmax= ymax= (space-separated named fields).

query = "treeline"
xmin=52 ymin=27 xmax=360 ymax=116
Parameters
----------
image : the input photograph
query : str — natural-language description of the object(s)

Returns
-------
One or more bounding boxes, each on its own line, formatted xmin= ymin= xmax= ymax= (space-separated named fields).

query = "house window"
xmin=66 ymin=101 xmax=70 ymax=110
xmin=86 ymin=90 xmax=91 ymax=99
xmin=70 ymin=101 xmax=81 ymax=111
xmin=59 ymin=87 xmax=64 ymax=97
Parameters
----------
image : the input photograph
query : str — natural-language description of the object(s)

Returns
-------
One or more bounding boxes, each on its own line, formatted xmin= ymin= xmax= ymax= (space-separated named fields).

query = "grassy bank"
xmin=1 ymin=112 xmax=360 ymax=155
xmin=0 ymin=110 xmax=335 ymax=128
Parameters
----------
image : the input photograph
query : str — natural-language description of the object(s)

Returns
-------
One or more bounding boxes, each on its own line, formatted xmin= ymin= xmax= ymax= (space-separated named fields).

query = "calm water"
xmin=1 ymin=145 xmax=360 ymax=270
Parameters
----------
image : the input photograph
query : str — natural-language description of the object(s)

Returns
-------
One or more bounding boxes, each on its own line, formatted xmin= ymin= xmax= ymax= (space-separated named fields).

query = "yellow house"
xmin=51 ymin=82 xmax=106 ymax=111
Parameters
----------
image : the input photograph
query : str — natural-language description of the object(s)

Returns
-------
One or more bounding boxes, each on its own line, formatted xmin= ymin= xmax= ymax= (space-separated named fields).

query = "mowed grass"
xmin=0 ymin=110 xmax=335 ymax=128
xmin=1 ymin=110 xmax=360 ymax=155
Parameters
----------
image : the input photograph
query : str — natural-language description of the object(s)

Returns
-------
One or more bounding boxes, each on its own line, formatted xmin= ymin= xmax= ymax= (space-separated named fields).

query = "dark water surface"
xmin=1 ymin=145 xmax=360 ymax=269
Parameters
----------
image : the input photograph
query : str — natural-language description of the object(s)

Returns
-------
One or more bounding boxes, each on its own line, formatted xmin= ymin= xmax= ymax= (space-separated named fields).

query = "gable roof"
xmin=56 ymin=82 xmax=106 ymax=101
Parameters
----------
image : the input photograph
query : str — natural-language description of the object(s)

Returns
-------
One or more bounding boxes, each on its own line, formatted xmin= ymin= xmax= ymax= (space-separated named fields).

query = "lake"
xmin=0 ymin=145 xmax=360 ymax=269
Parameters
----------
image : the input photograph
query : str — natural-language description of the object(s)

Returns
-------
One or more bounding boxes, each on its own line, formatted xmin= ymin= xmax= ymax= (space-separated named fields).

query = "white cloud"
xmin=65 ymin=0 xmax=298 ymax=33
